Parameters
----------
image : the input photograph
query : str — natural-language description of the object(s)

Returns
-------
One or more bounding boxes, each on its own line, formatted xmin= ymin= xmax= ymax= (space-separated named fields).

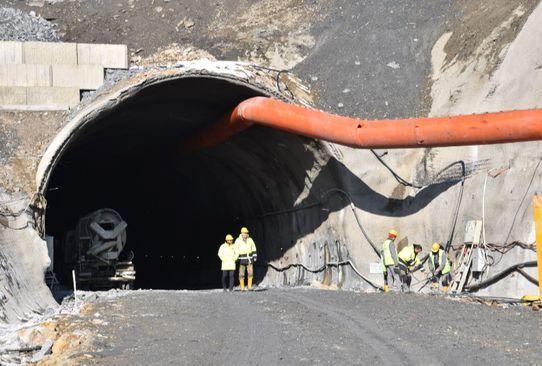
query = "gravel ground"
xmin=71 ymin=288 xmax=542 ymax=365
xmin=0 ymin=7 xmax=58 ymax=42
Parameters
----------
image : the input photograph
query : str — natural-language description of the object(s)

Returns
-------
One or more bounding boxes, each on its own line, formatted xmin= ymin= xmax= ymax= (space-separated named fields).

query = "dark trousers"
xmin=432 ymin=272 xmax=452 ymax=286
xmin=398 ymin=264 xmax=412 ymax=292
xmin=222 ymin=270 xmax=234 ymax=291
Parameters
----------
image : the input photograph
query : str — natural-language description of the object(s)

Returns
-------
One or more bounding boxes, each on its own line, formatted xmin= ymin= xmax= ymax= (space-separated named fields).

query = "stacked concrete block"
xmin=0 ymin=64 xmax=51 ymax=87
xmin=0 ymin=41 xmax=128 ymax=110
xmin=27 ymin=87 xmax=80 ymax=110
xmin=23 ymin=42 xmax=78 ymax=65
xmin=0 ymin=42 xmax=23 ymax=63
xmin=0 ymin=87 xmax=80 ymax=111
xmin=0 ymin=87 xmax=26 ymax=105
xmin=77 ymin=44 xmax=128 ymax=69
xmin=51 ymin=65 xmax=104 ymax=89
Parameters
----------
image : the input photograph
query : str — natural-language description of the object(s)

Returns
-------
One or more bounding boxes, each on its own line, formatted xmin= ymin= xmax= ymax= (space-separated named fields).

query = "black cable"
xmin=258 ymin=259 xmax=382 ymax=290
xmin=254 ymin=188 xmax=380 ymax=256
xmin=442 ymin=161 xmax=466 ymax=253
xmin=259 ymin=261 xmax=328 ymax=273
xmin=369 ymin=149 xmax=423 ymax=188
xmin=516 ymin=268 xmax=539 ymax=286
xmin=256 ymin=202 xmax=321 ymax=218
xmin=0 ymin=193 xmax=44 ymax=230
xmin=0 ymin=208 xmax=36 ymax=230
xmin=0 ymin=197 xmax=32 ymax=218
xmin=486 ymin=241 xmax=536 ymax=254
xmin=0 ymin=219 xmax=33 ymax=231
xmin=366 ymin=153 xmax=466 ymax=255
xmin=250 ymin=64 xmax=294 ymax=98
xmin=320 ymin=189 xmax=380 ymax=255
xmin=0 ymin=207 xmax=31 ymax=218
xmin=464 ymin=260 xmax=537 ymax=292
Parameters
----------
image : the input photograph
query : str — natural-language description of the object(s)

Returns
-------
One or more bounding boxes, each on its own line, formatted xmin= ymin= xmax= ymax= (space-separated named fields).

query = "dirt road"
xmin=67 ymin=288 xmax=542 ymax=365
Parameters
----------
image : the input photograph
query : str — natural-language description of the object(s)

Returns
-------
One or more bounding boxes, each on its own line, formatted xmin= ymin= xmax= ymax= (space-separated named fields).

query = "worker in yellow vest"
xmin=380 ymin=229 xmax=399 ymax=292
xmin=397 ymin=244 xmax=423 ymax=292
xmin=234 ymin=227 xmax=257 ymax=291
xmin=218 ymin=234 xmax=238 ymax=292
xmin=428 ymin=242 xmax=452 ymax=293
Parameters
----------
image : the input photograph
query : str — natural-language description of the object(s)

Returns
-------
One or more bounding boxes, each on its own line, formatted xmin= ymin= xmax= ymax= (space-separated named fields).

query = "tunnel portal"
xmin=43 ymin=76 xmax=335 ymax=290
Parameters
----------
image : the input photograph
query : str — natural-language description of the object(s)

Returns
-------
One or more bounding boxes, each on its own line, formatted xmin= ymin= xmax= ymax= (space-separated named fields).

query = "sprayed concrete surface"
xmin=25 ymin=288 xmax=542 ymax=365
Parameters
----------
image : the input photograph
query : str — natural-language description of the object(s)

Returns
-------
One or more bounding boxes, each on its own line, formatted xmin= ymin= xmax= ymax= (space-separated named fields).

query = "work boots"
xmin=240 ymin=278 xmax=246 ymax=291
xmin=248 ymin=277 xmax=253 ymax=290
xmin=383 ymin=285 xmax=389 ymax=293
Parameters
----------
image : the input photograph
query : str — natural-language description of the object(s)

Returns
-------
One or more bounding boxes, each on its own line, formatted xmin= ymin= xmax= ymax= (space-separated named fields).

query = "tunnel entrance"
xmin=43 ymin=75 xmax=333 ymax=290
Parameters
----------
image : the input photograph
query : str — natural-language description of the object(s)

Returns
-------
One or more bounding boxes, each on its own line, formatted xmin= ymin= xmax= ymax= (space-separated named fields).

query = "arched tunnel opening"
xmin=43 ymin=76 xmax=337 ymax=290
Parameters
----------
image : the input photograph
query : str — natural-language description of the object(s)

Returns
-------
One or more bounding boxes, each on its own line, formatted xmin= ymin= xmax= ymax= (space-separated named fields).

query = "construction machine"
xmin=63 ymin=208 xmax=135 ymax=290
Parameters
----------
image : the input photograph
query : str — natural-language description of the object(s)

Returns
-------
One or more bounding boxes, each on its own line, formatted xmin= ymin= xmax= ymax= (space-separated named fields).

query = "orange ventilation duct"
xmin=183 ymin=97 xmax=542 ymax=152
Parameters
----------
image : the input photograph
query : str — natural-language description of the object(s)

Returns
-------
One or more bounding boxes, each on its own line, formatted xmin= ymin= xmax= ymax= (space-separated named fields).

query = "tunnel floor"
xmin=35 ymin=288 xmax=542 ymax=365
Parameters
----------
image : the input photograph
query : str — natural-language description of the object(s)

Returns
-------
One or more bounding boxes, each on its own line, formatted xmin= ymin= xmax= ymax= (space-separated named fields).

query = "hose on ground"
xmin=464 ymin=260 xmax=537 ymax=292
xmin=259 ymin=259 xmax=383 ymax=291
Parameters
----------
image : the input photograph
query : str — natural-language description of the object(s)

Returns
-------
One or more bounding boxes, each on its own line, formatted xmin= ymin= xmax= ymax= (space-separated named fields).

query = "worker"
xmin=380 ymin=229 xmax=399 ymax=292
xmin=397 ymin=243 xmax=423 ymax=292
xmin=218 ymin=234 xmax=238 ymax=292
xmin=234 ymin=227 xmax=257 ymax=291
xmin=428 ymin=242 xmax=452 ymax=293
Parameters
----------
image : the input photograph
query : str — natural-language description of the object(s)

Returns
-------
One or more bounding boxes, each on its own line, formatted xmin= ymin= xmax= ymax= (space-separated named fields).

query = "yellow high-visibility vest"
xmin=398 ymin=245 xmax=421 ymax=269
xmin=429 ymin=249 xmax=451 ymax=274
xmin=234 ymin=236 xmax=257 ymax=263
xmin=381 ymin=239 xmax=397 ymax=266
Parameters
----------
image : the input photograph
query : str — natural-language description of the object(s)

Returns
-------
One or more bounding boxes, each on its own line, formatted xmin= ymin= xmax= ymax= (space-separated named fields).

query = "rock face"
xmin=0 ymin=1 xmax=542 ymax=323
xmin=0 ymin=191 xmax=57 ymax=324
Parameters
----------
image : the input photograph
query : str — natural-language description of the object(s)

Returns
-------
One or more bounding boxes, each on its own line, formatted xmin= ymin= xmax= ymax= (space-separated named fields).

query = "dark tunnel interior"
xmin=44 ymin=77 xmax=333 ymax=290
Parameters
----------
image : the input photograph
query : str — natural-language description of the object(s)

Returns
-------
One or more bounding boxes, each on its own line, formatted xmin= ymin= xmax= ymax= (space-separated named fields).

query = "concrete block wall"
xmin=0 ymin=41 xmax=128 ymax=110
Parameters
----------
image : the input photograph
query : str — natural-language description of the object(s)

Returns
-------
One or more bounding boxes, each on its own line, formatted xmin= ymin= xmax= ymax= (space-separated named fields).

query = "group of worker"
xmin=218 ymin=226 xmax=449 ymax=293
xmin=217 ymin=227 xmax=257 ymax=292
xmin=380 ymin=229 xmax=451 ymax=293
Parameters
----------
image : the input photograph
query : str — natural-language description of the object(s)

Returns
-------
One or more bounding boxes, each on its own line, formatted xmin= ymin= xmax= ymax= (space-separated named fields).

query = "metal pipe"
xmin=183 ymin=97 xmax=542 ymax=152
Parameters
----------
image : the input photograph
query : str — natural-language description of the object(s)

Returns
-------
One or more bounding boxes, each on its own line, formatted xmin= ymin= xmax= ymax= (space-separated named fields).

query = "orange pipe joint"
xmin=183 ymin=97 xmax=542 ymax=152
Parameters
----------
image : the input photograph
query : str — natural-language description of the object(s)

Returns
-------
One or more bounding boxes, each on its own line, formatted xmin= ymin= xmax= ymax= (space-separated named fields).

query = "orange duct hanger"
xmin=183 ymin=97 xmax=542 ymax=152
